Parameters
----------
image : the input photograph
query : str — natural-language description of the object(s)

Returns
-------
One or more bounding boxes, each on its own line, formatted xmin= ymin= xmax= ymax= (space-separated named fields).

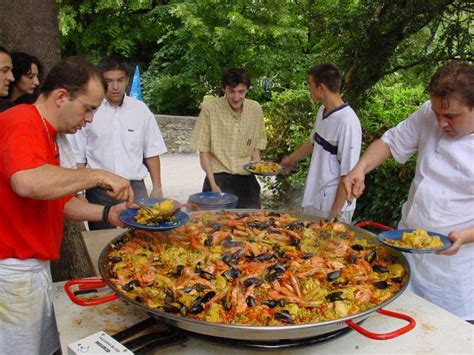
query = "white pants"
xmin=303 ymin=206 xmax=354 ymax=224
xmin=0 ymin=258 xmax=60 ymax=355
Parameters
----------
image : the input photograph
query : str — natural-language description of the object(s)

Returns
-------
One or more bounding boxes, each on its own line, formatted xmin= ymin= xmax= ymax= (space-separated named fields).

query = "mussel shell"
xmin=275 ymin=310 xmax=294 ymax=323
xmin=221 ymin=268 xmax=241 ymax=281
xmin=188 ymin=303 xmax=204 ymax=314
xmin=391 ymin=277 xmax=403 ymax=284
xmin=122 ymin=280 xmax=140 ymax=291
xmin=325 ymin=291 xmax=344 ymax=302
xmin=373 ymin=281 xmax=389 ymax=289
xmin=372 ymin=265 xmax=389 ymax=274
xmin=351 ymin=244 xmax=364 ymax=251
xmin=221 ymin=253 xmax=235 ymax=266
xmin=246 ymin=296 xmax=257 ymax=307
xmin=243 ymin=277 xmax=264 ymax=287
xmin=200 ymin=291 xmax=216 ymax=303
xmin=199 ymin=271 xmax=216 ymax=281
xmin=365 ymin=250 xmax=377 ymax=263
xmin=262 ymin=300 xmax=278 ymax=308
xmin=164 ymin=303 xmax=181 ymax=313
xmin=231 ymin=248 xmax=245 ymax=260
xmin=300 ymin=253 xmax=313 ymax=260
xmin=347 ymin=253 xmax=358 ymax=264
xmin=253 ymin=253 xmax=274 ymax=262
xmin=110 ymin=256 xmax=122 ymax=263
xmin=327 ymin=269 xmax=341 ymax=281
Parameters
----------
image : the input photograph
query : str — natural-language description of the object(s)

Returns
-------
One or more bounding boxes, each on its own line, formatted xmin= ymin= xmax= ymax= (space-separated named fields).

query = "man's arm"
xmin=145 ymin=155 xmax=163 ymax=198
xmin=329 ymin=180 xmax=348 ymax=219
xmin=10 ymin=164 xmax=134 ymax=204
xmin=63 ymin=196 xmax=128 ymax=228
xmin=199 ymin=152 xmax=220 ymax=192
xmin=280 ymin=140 xmax=313 ymax=172
xmin=342 ymin=139 xmax=392 ymax=199
xmin=250 ymin=149 xmax=261 ymax=163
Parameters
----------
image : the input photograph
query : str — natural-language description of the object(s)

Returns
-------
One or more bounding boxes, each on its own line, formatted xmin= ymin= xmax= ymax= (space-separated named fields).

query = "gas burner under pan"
xmin=184 ymin=325 xmax=357 ymax=350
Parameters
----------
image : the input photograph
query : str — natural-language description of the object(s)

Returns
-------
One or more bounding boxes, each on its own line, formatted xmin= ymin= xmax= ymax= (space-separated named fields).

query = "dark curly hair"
xmin=221 ymin=68 xmax=251 ymax=89
xmin=428 ymin=61 xmax=474 ymax=108
xmin=7 ymin=52 xmax=43 ymax=100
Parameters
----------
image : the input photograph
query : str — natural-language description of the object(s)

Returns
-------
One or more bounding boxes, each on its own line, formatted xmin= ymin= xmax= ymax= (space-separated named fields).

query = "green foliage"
xmin=261 ymin=79 xmax=428 ymax=226
xmin=56 ymin=0 xmax=167 ymax=64
xmin=260 ymin=89 xmax=317 ymax=208
xmin=141 ymin=0 xmax=308 ymax=114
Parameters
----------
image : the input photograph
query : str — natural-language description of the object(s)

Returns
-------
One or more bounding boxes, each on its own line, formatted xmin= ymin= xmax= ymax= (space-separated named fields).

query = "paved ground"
xmin=145 ymin=153 xmax=205 ymax=202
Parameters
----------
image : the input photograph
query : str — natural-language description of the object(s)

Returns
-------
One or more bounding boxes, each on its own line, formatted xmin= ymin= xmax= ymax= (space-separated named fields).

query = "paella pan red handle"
xmin=346 ymin=309 xmax=415 ymax=339
xmin=355 ymin=221 xmax=393 ymax=231
xmin=64 ymin=278 xmax=118 ymax=306
xmin=351 ymin=221 xmax=415 ymax=339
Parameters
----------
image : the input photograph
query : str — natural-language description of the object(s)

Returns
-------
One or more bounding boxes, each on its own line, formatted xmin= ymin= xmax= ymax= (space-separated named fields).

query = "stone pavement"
xmin=145 ymin=153 xmax=205 ymax=203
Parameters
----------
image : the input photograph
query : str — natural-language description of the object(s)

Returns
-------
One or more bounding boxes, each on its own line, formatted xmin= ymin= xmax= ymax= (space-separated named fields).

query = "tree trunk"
xmin=0 ymin=0 xmax=61 ymax=75
xmin=0 ymin=0 xmax=95 ymax=281
xmin=51 ymin=221 xmax=96 ymax=281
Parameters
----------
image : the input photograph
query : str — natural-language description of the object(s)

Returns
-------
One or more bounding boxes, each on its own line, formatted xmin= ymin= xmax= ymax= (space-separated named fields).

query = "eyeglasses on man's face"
xmin=75 ymin=96 xmax=98 ymax=115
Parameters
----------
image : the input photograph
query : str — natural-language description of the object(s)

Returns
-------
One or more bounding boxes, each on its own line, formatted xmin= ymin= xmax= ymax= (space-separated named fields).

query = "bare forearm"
xmin=357 ymin=139 xmax=392 ymax=174
xmin=199 ymin=152 xmax=217 ymax=187
xmin=288 ymin=140 xmax=313 ymax=164
xmin=10 ymin=164 xmax=133 ymax=203
xmin=63 ymin=196 xmax=103 ymax=221
xmin=330 ymin=180 xmax=348 ymax=215
xmin=145 ymin=156 xmax=162 ymax=190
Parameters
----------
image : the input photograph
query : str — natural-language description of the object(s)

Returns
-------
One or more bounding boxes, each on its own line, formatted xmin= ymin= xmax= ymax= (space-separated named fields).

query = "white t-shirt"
xmin=382 ymin=100 xmax=474 ymax=319
xmin=68 ymin=95 xmax=167 ymax=180
xmin=302 ymin=104 xmax=361 ymax=212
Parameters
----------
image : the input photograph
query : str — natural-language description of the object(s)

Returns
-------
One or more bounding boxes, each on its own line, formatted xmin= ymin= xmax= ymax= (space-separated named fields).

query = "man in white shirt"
xmin=281 ymin=63 xmax=361 ymax=223
xmin=343 ymin=61 xmax=474 ymax=322
xmin=69 ymin=55 xmax=167 ymax=229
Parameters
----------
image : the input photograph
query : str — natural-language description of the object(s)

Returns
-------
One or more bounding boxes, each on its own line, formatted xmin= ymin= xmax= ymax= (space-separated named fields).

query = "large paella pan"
xmin=66 ymin=210 xmax=415 ymax=341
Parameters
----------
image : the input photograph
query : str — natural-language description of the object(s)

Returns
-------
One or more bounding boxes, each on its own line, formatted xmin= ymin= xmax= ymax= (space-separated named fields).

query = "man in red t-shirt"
xmin=0 ymin=57 xmax=136 ymax=354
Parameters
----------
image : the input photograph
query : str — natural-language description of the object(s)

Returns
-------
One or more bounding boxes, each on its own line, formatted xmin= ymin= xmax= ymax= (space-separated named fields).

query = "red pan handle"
xmin=346 ymin=308 xmax=416 ymax=340
xmin=64 ymin=278 xmax=119 ymax=306
xmin=356 ymin=221 xmax=394 ymax=231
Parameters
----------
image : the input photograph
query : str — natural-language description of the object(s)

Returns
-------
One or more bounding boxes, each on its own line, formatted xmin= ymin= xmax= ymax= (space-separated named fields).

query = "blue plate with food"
xmin=243 ymin=161 xmax=287 ymax=176
xmin=377 ymin=229 xmax=452 ymax=254
xmin=119 ymin=198 xmax=190 ymax=231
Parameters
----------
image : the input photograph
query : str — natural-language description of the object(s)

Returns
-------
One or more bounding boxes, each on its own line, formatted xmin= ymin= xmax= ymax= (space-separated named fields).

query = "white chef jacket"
xmin=302 ymin=104 xmax=361 ymax=212
xmin=382 ymin=100 xmax=474 ymax=320
xmin=68 ymin=95 xmax=167 ymax=180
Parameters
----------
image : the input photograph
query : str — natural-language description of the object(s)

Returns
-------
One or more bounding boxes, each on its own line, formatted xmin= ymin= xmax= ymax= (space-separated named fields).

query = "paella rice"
xmin=107 ymin=211 xmax=407 ymax=326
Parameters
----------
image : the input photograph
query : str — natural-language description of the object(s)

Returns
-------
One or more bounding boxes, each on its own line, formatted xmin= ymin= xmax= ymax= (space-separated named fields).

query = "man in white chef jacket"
xmin=68 ymin=55 xmax=167 ymax=229
xmin=343 ymin=61 xmax=474 ymax=323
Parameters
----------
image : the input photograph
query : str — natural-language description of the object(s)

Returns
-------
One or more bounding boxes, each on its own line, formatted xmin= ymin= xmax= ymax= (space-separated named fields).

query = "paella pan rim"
xmin=98 ymin=209 xmax=411 ymax=341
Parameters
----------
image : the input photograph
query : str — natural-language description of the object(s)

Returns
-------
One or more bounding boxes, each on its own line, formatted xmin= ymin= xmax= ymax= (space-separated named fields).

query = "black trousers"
xmin=86 ymin=180 xmax=148 ymax=230
xmin=203 ymin=173 xmax=261 ymax=209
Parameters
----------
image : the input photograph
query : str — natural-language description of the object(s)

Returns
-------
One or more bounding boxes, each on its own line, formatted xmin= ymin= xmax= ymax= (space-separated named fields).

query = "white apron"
xmin=0 ymin=258 xmax=60 ymax=355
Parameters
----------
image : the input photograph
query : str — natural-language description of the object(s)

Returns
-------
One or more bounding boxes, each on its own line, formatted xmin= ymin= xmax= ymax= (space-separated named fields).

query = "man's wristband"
xmin=102 ymin=205 xmax=112 ymax=224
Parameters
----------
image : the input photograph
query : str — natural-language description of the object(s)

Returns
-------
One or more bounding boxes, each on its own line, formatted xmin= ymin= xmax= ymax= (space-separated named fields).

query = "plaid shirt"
xmin=191 ymin=96 xmax=267 ymax=175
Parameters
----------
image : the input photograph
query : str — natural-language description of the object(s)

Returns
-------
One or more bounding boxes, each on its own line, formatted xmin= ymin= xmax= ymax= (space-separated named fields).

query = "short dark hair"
xmin=428 ymin=61 xmax=474 ymax=108
xmin=41 ymin=56 xmax=106 ymax=97
xmin=308 ymin=63 xmax=341 ymax=93
xmin=7 ymin=52 xmax=43 ymax=98
xmin=98 ymin=55 xmax=130 ymax=76
xmin=221 ymin=68 xmax=251 ymax=89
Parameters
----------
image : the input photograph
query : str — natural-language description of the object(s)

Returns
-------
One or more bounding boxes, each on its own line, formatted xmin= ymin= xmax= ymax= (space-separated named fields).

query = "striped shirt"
xmin=191 ymin=96 xmax=267 ymax=175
